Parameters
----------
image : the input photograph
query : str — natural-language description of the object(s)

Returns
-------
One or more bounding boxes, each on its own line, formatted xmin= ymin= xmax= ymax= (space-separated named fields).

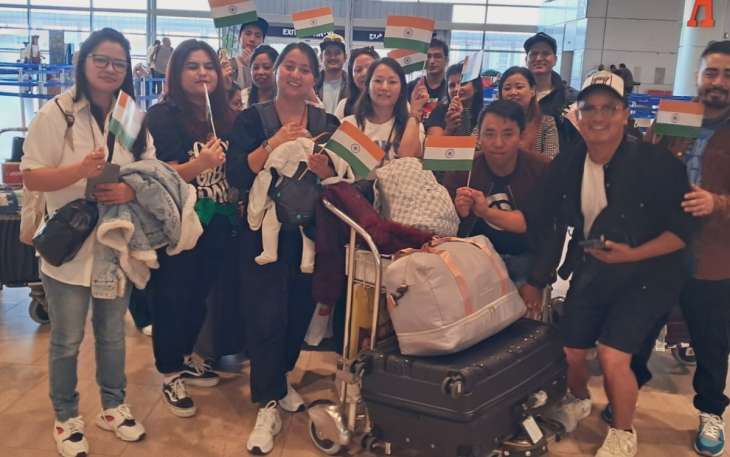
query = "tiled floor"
xmin=0 ymin=285 xmax=725 ymax=457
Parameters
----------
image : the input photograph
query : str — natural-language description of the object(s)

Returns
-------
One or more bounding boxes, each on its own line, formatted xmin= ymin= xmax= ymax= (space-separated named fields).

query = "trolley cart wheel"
xmin=29 ymin=298 xmax=49 ymax=324
xmin=361 ymin=433 xmax=378 ymax=452
xmin=308 ymin=417 xmax=343 ymax=455
xmin=672 ymin=345 xmax=697 ymax=366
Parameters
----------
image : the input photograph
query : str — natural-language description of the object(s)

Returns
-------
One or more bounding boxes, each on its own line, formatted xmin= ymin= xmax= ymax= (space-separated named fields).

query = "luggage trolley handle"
xmin=321 ymin=198 xmax=382 ymax=356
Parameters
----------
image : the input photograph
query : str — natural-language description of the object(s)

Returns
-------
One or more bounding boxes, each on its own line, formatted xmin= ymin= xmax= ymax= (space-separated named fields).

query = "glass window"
xmin=0 ymin=29 xmax=29 ymax=54
xmin=93 ymin=12 xmax=146 ymax=34
xmin=451 ymin=30 xmax=484 ymax=51
xmin=93 ymin=0 xmax=146 ymax=8
xmin=30 ymin=9 xmax=90 ymax=31
xmin=483 ymin=31 xmax=532 ymax=51
xmin=31 ymin=0 xmax=89 ymax=6
xmin=452 ymin=5 xmax=486 ymax=24
xmin=0 ymin=7 xmax=27 ymax=28
xmin=488 ymin=0 xmax=543 ymax=5
xmin=486 ymin=6 xmax=540 ymax=25
xmin=156 ymin=16 xmax=219 ymax=49
xmin=0 ymin=0 xmax=28 ymax=5
xmin=482 ymin=51 xmax=524 ymax=73
xmin=156 ymin=0 xmax=210 ymax=10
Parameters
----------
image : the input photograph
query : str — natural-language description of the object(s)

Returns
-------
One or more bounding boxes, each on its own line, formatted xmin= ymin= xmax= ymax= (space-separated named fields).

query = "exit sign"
xmin=687 ymin=0 xmax=715 ymax=27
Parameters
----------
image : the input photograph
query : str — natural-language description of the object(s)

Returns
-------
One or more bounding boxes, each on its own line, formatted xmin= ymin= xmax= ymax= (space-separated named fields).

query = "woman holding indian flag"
xmin=226 ymin=41 xmax=340 ymax=455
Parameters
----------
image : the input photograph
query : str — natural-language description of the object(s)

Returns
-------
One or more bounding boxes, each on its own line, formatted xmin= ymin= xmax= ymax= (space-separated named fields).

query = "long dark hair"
xmin=343 ymin=47 xmax=379 ymax=117
xmin=75 ymin=27 xmax=147 ymax=158
xmin=274 ymin=42 xmax=320 ymax=80
xmin=498 ymin=66 xmax=540 ymax=122
xmin=163 ymin=39 xmax=233 ymax=140
xmin=353 ymin=57 xmax=409 ymax=147
xmin=446 ymin=62 xmax=484 ymax=132
xmin=248 ymin=44 xmax=279 ymax=106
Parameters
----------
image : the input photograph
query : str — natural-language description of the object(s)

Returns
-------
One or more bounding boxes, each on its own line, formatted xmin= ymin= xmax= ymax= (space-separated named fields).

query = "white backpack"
xmin=384 ymin=235 xmax=526 ymax=356
xmin=375 ymin=157 xmax=459 ymax=236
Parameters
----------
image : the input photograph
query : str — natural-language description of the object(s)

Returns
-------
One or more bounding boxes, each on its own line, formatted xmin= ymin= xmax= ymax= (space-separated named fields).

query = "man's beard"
xmin=700 ymin=87 xmax=730 ymax=109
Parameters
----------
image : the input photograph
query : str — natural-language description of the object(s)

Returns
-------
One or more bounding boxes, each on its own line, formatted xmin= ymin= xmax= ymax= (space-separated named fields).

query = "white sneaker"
xmin=53 ymin=416 xmax=89 ymax=457
xmin=546 ymin=392 xmax=592 ymax=433
xmin=595 ymin=427 xmax=637 ymax=457
xmin=96 ymin=404 xmax=146 ymax=442
xmin=141 ymin=325 xmax=152 ymax=336
xmin=279 ymin=381 xmax=305 ymax=413
xmin=246 ymin=401 xmax=282 ymax=455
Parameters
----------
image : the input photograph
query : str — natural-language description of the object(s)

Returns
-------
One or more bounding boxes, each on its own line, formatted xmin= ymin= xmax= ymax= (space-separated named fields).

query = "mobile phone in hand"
xmin=85 ymin=163 xmax=121 ymax=201
xmin=579 ymin=236 xmax=608 ymax=251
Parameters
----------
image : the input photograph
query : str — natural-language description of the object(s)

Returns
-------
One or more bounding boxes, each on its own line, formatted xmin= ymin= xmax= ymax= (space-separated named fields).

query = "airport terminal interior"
xmin=0 ymin=1 xmax=729 ymax=456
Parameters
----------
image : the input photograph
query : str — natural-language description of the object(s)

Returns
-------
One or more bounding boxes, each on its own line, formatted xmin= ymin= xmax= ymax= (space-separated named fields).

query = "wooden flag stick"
xmin=203 ymin=83 xmax=217 ymax=139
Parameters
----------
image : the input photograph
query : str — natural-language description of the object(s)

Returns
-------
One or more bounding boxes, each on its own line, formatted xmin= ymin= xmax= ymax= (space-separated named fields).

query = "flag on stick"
xmin=208 ymin=0 xmax=257 ymax=28
xmin=461 ymin=51 xmax=484 ymax=84
xmin=387 ymin=49 xmax=427 ymax=74
xmin=109 ymin=91 xmax=144 ymax=151
xmin=292 ymin=7 xmax=335 ymax=38
xmin=203 ymin=83 xmax=217 ymax=138
xmin=654 ymin=99 xmax=705 ymax=138
xmin=422 ymin=136 xmax=477 ymax=171
xmin=384 ymin=16 xmax=434 ymax=53
xmin=325 ymin=121 xmax=385 ymax=178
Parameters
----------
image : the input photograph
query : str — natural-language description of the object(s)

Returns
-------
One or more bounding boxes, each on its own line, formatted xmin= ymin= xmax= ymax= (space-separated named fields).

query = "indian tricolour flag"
xmin=654 ymin=99 xmax=705 ymax=138
xmin=423 ymin=136 xmax=477 ymax=171
xmin=292 ymin=7 xmax=334 ymax=38
xmin=461 ymin=51 xmax=483 ymax=84
xmin=384 ymin=16 xmax=434 ymax=53
xmin=325 ymin=121 xmax=385 ymax=178
xmin=109 ymin=91 xmax=144 ymax=151
xmin=208 ymin=0 xmax=257 ymax=28
xmin=387 ymin=49 xmax=427 ymax=74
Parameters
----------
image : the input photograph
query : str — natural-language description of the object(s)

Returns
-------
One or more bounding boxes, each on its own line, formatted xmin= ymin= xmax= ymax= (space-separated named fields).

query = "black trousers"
xmin=150 ymin=215 xmax=232 ymax=374
xmin=128 ymin=287 xmax=152 ymax=329
xmin=241 ymin=226 xmax=316 ymax=405
xmin=681 ymin=278 xmax=730 ymax=416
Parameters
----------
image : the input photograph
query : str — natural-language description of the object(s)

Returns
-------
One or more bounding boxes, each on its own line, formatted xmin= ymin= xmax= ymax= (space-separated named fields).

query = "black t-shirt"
xmin=469 ymin=173 xmax=530 ymax=256
xmin=146 ymin=101 xmax=230 ymax=204
xmin=424 ymin=102 xmax=478 ymax=135
xmin=406 ymin=76 xmax=448 ymax=105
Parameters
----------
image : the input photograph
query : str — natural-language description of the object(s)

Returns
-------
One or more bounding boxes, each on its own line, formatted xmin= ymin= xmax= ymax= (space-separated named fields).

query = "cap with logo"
xmin=523 ymin=32 xmax=557 ymax=54
xmin=578 ymin=70 xmax=625 ymax=103
xmin=320 ymin=33 xmax=346 ymax=53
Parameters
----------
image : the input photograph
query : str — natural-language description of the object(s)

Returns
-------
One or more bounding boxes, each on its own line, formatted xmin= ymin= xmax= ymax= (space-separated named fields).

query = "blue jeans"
xmin=42 ymin=273 xmax=130 ymax=421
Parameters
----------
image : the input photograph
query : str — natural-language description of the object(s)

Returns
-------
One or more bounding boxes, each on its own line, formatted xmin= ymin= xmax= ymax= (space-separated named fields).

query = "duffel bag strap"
xmin=423 ymin=245 xmax=475 ymax=316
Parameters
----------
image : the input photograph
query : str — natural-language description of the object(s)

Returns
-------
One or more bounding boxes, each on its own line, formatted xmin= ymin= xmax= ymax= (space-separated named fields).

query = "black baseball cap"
xmin=239 ymin=17 xmax=269 ymax=38
xmin=523 ymin=32 xmax=557 ymax=54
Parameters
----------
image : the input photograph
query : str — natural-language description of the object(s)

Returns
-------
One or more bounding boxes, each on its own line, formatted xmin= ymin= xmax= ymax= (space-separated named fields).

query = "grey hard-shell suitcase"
xmin=360 ymin=318 xmax=567 ymax=457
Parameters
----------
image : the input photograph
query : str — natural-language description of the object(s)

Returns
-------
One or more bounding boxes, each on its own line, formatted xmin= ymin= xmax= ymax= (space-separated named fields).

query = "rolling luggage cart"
xmin=307 ymin=199 xmax=567 ymax=457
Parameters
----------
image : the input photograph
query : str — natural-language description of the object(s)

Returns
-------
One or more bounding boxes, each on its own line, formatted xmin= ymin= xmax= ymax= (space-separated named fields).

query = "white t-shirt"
xmin=341 ymin=114 xmax=425 ymax=162
xmin=21 ymin=88 xmax=156 ymax=287
xmin=581 ymin=154 xmax=608 ymax=238
xmin=322 ymin=78 xmax=343 ymax=115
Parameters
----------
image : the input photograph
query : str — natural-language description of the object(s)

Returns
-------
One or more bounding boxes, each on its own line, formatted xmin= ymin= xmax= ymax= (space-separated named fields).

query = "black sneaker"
xmin=162 ymin=376 xmax=196 ymax=418
xmin=180 ymin=355 xmax=220 ymax=387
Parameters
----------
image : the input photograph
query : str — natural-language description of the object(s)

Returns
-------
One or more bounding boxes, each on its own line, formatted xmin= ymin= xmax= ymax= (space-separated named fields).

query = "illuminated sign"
xmin=687 ymin=0 xmax=715 ymax=28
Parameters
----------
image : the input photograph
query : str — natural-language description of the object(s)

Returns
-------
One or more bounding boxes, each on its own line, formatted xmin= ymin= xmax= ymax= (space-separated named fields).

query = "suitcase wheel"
xmin=671 ymin=345 xmax=697 ymax=366
xmin=441 ymin=374 xmax=465 ymax=399
xmin=308 ymin=417 xmax=344 ymax=455
xmin=29 ymin=298 xmax=49 ymax=325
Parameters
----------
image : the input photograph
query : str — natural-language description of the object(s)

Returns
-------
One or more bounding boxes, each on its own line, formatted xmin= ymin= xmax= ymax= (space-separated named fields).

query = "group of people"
xmin=17 ymin=16 xmax=729 ymax=457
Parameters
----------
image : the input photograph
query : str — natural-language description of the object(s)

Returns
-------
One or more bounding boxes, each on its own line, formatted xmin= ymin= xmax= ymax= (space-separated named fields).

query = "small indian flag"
xmin=208 ymin=0 xmax=257 ymax=29
xmin=654 ymin=99 xmax=705 ymax=138
xmin=109 ymin=91 xmax=144 ymax=151
xmin=384 ymin=16 xmax=434 ymax=53
xmin=325 ymin=121 xmax=385 ymax=178
xmin=423 ymin=136 xmax=477 ymax=171
xmin=387 ymin=49 xmax=427 ymax=74
xmin=292 ymin=7 xmax=334 ymax=38
xmin=461 ymin=51 xmax=483 ymax=84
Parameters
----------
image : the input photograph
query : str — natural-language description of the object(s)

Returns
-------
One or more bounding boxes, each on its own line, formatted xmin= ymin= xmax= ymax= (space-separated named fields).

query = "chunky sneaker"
xmin=545 ymin=392 xmax=592 ymax=433
xmin=278 ymin=381 xmax=305 ymax=413
xmin=246 ymin=401 xmax=282 ymax=455
xmin=180 ymin=354 xmax=220 ymax=387
xmin=595 ymin=427 xmax=637 ymax=457
xmin=96 ymin=404 xmax=146 ymax=442
xmin=162 ymin=376 xmax=196 ymax=417
xmin=141 ymin=325 xmax=152 ymax=337
xmin=601 ymin=404 xmax=614 ymax=424
xmin=695 ymin=412 xmax=725 ymax=456
xmin=53 ymin=416 xmax=89 ymax=457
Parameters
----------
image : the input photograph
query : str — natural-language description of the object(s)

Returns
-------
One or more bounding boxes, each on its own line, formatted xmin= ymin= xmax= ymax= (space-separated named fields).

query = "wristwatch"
xmin=262 ymin=140 xmax=274 ymax=154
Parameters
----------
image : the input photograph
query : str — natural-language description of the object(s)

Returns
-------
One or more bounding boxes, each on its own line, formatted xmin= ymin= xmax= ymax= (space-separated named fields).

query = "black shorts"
xmin=559 ymin=266 xmax=679 ymax=355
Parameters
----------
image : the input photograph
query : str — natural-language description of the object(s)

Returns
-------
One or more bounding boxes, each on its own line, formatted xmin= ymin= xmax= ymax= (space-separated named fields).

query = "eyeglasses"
xmin=88 ymin=54 xmax=128 ymax=73
xmin=577 ymin=104 xmax=623 ymax=117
